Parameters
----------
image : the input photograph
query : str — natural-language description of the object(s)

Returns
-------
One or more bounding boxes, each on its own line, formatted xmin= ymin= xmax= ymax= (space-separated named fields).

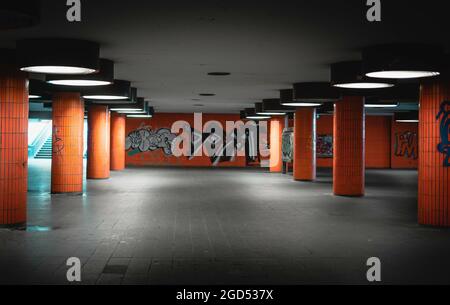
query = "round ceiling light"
xmin=47 ymin=59 xmax=114 ymax=86
xmin=244 ymin=108 xmax=270 ymax=120
xmin=366 ymin=71 xmax=440 ymax=79
xmin=82 ymin=80 xmax=131 ymax=100
xmin=364 ymin=102 xmax=399 ymax=108
xmin=363 ymin=44 xmax=444 ymax=79
xmin=331 ymin=61 xmax=394 ymax=90
xmin=255 ymin=101 xmax=286 ymax=115
xmin=287 ymin=83 xmax=339 ymax=106
xmin=17 ymin=38 xmax=100 ymax=75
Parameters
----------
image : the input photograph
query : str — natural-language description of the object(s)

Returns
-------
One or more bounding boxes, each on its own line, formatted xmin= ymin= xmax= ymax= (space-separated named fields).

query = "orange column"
xmin=0 ymin=68 xmax=28 ymax=227
xmin=110 ymin=112 xmax=126 ymax=171
xmin=333 ymin=96 xmax=365 ymax=196
xmin=51 ymin=92 xmax=84 ymax=193
xmin=87 ymin=105 xmax=110 ymax=179
xmin=418 ymin=81 xmax=450 ymax=226
xmin=269 ymin=117 xmax=284 ymax=172
xmin=293 ymin=108 xmax=316 ymax=181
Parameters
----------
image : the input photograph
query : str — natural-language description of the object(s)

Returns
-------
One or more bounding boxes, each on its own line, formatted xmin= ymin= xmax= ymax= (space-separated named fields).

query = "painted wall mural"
xmin=317 ymin=134 xmax=333 ymax=158
xmin=126 ymin=123 xmax=177 ymax=156
xmin=394 ymin=131 xmax=418 ymax=160
xmin=124 ymin=114 xmax=247 ymax=167
xmin=436 ymin=100 xmax=450 ymax=167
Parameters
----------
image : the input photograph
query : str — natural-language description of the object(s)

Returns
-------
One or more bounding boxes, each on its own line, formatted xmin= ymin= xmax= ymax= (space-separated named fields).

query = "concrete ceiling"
xmin=1 ymin=0 xmax=448 ymax=113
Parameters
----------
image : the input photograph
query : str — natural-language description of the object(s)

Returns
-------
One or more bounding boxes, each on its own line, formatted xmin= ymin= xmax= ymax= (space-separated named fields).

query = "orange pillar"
xmin=333 ymin=96 xmax=365 ymax=196
xmin=110 ymin=112 xmax=126 ymax=171
xmin=51 ymin=92 xmax=84 ymax=193
xmin=87 ymin=105 xmax=110 ymax=179
xmin=293 ymin=108 xmax=316 ymax=181
xmin=0 ymin=67 xmax=28 ymax=227
xmin=418 ymin=81 xmax=450 ymax=226
xmin=269 ymin=117 xmax=284 ymax=172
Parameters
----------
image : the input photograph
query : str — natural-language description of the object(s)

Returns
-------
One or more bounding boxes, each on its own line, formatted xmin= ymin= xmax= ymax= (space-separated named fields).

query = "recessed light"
xmin=363 ymin=44 xmax=444 ymax=80
xmin=17 ymin=39 xmax=100 ymax=75
xmin=281 ymin=102 xmax=322 ymax=107
xmin=82 ymin=80 xmax=132 ymax=100
xmin=199 ymin=93 xmax=215 ymax=96
xmin=83 ymin=95 xmax=128 ymax=100
xmin=365 ymin=103 xmax=399 ymax=108
xmin=331 ymin=61 xmax=394 ymax=90
xmin=207 ymin=72 xmax=231 ymax=76
xmin=47 ymin=59 xmax=114 ymax=86
xmin=334 ymin=83 xmax=394 ymax=89
xmin=21 ymin=66 xmax=97 ymax=75
xmin=48 ymin=80 xmax=112 ymax=86
xmin=366 ymin=71 xmax=440 ymax=79
xmin=246 ymin=115 xmax=271 ymax=120
xmin=396 ymin=119 xmax=418 ymax=123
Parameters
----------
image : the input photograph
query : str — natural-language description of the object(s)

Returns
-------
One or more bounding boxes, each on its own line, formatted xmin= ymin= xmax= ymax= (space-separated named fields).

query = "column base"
xmin=0 ymin=222 xmax=27 ymax=230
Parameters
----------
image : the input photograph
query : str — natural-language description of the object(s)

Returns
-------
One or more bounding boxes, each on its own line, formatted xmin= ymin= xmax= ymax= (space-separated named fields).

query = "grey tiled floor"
xmin=0 ymin=159 xmax=449 ymax=285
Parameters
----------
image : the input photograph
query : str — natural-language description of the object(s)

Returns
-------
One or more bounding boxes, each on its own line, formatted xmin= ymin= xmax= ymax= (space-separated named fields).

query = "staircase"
xmin=34 ymin=136 xmax=52 ymax=159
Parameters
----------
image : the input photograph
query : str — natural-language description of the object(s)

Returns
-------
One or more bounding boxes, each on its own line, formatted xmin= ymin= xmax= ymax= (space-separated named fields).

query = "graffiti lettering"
xmin=126 ymin=124 xmax=177 ymax=156
xmin=52 ymin=125 xmax=64 ymax=155
xmin=436 ymin=101 xmax=450 ymax=167
xmin=394 ymin=131 xmax=418 ymax=160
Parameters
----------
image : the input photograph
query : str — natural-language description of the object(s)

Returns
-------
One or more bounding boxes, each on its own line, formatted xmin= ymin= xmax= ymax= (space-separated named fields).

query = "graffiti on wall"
xmin=281 ymin=128 xmax=293 ymax=162
xmin=317 ymin=135 xmax=332 ymax=158
xmin=126 ymin=123 xmax=177 ymax=156
xmin=437 ymin=100 xmax=450 ymax=167
xmin=52 ymin=125 xmax=64 ymax=155
xmin=394 ymin=131 xmax=418 ymax=160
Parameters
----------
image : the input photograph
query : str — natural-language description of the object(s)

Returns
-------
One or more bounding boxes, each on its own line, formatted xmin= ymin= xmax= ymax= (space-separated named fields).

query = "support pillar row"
xmin=0 ymin=66 xmax=28 ymax=227
xmin=87 ymin=105 xmax=110 ymax=179
xmin=418 ymin=81 xmax=450 ymax=226
xmin=333 ymin=96 xmax=365 ymax=196
xmin=51 ymin=92 xmax=84 ymax=193
xmin=110 ymin=112 xmax=126 ymax=171
xmin=293 ymin=108 xmax=316 ymax=181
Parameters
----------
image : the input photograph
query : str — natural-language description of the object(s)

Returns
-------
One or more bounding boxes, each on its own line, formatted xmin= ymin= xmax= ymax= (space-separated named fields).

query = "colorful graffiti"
xmin=126 ymin=124 xmax=177 ymax=156
xmin=437 ymin=100 xmax=450 ymax=167
xmin=281 ymin=128 xmax=293 ymax=162
xmin=317 ymin=135 xmax=332 ymax=158
xmin=394 ymin=131 xmax=418 ymax=159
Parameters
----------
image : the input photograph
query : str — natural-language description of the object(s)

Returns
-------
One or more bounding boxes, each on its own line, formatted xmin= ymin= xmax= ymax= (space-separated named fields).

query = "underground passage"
xmin=0 ymin=0 xmax=449 ymax=293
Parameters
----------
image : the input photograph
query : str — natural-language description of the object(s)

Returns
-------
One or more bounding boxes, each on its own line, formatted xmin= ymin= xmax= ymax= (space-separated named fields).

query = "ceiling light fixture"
xmin=17 ymin=39 xmax=100 ymax=75
xmin=363 ymin=44 xmax=444 ymax=79
xmin=29 ymin=95 xmax=41 ymax=99
xmin=395 ymin=111 xmax=418 ymax=123
xmin=255 ymin=102 xmax=286 ymax=116
xmin=83 ymin=80 xmax=131 ymax=100
xmin=286 ymin=83 xmax=339 ymax=107
xmin=244 ymin=108 xmax=270 ymax=120
xmin=110 ymin=98 xmax=147 ymax=113
xmin=331 ymin=61 xmax=394 ymax=90
xmin=364 ymin=102 xmax=399 ymax=108
xmin=199 ymin=93 xmax=216 ymax=96
xmin=47 ymin=59 xmax=114 ymax=86
xmin=207 ymin=72 xmax=231 ymax=76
